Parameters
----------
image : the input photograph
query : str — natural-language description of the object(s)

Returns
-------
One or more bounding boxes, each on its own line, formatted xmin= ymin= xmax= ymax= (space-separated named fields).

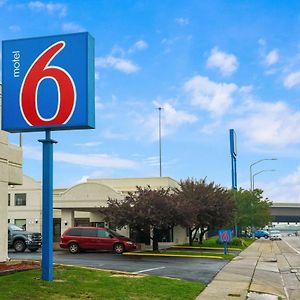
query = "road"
xmin=9 ymin=250 xmax=228 ymax=283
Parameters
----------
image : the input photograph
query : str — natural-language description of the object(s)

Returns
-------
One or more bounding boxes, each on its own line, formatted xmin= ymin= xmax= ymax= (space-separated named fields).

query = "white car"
xmin=269 ymin=230 xmax=282 ymax=241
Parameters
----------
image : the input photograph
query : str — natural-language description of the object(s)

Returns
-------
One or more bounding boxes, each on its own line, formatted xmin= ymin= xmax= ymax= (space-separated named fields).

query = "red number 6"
xmin=20 ymin=41 xmax=76 ymax=126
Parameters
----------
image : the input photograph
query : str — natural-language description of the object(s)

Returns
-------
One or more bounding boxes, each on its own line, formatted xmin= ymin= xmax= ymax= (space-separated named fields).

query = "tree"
xmin=174 ymin=178 xmax=235 ymax=245
xmin=233 ymin=188 xmax=272 ymax=235
xmin=99 ymin=186 xmax=180 ymax=252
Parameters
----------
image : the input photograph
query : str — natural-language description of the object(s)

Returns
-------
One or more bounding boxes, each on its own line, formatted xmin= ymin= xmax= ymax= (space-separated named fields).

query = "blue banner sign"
xmin=2 ymin=32 xmax=95 ymax=132
xmin=218 ymin=229 xmax=232 ymax=243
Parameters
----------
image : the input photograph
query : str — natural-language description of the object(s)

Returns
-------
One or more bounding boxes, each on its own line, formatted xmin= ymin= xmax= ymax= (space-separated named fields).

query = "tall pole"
xmin=157 ymin=107 xmax=163 ymax=177
xmin=252 ymin=169 xmax=276 ymax=190
xmin=38 ymin=130 xmax=57 ymax=281
xmin=250 ymin=158 xmax=277 ymax=191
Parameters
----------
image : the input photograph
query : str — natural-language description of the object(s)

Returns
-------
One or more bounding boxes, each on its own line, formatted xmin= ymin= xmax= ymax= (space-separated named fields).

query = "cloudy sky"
xmin=1 ymin=0 xmax=300 ymax=202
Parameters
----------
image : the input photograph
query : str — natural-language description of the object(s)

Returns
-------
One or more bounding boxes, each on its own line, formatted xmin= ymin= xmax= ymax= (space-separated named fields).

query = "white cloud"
xmin=175 ymin=18 xmax=189 ymax=26
xmin=74 ymin=142 xmax=102 ymax=147
xmin=206 ymin=47 xmax=238 ymax=76
xmin=9 ymin=25 xmax=21 ymax=32
xmin=184 ymin=75 xmax=238 ymax=116
xmin=75 ymin=170 xmax=112 ymax=184
xmin=265 ymin=49 xmax=279 ymax=65
xmin=284 ymin=71 xmax=300 ymax=88
xmin=101 ymin=129 xmax=128 ymax=140
xmin=28 ymin=1 xmax=67 ymax=17
xmin=137 ymin=101 xmax=198 ymax=141
xmin=96 ymin=56 xmax=139 ymax=73
xmin=232 ymin=100 xmax=300 ymax=147
xmin=23 ymin=146 xmax=138 ymax=169
xmin=95 ymin=71 xmax=100 ymax=80
xmin=95 ymin=96 xmax=103 ymax=110
xmin=260 ymin=167 xmax=300 ymax=202
xmin=129 ymin=40 xmax=148 ymax=53
xmin=62 ymin=22 xmax=85 ymax=32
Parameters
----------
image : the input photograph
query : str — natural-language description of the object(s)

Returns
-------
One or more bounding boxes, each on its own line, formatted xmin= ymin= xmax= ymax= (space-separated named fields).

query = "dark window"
xmin=80 ymin=228 xmax=97 ymax=237
xmin=97 ymin=229 xmax=110 ymax=238
xmin=15 ymin=193 xmax=26 ymax=206
xmin=8 ymin=194 xmax=10 ymax=206
xmin=65 ymin=228 xmax=97 ymax=237
xmin=65 ymin=228 xmax=81 ymax=236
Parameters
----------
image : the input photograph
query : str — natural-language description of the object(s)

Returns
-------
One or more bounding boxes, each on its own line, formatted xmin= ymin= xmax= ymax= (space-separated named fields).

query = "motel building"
xmin=8 ymin=175 xmax=189 ymax=247
xmin=0 ymin=84 xmax=23 ymax=262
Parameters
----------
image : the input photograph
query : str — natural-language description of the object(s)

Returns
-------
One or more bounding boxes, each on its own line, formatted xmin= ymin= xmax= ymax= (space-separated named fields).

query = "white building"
xmin=0 ymin=83 xmax=23 ymax=261
xmin=8 ymin=175 xmax=189 ymax=246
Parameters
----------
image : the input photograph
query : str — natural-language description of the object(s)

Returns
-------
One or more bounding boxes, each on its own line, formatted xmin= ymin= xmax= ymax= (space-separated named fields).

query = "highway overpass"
xmin=270 ymin=203 xmax=300 ymax=223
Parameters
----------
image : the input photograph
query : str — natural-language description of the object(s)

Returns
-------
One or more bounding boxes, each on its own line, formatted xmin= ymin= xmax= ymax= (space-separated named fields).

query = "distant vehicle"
xmin=254 ymin=230 xmax=269 ymax=239
xmin=269 ymin=230 xmax=282 ymax=241
xmin=8 ymin=224 xmax=42 ymax=252
xmin=60 ymin=226 xmax=137 ymax=254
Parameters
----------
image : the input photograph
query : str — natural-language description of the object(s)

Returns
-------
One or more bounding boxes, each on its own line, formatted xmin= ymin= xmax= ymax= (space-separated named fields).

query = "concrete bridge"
xmin=270 ymin=203 xmax=300 ymax=223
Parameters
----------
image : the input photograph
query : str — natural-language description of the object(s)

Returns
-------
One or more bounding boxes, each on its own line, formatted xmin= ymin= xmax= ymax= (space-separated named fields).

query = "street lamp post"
xmin=157 ymin=107 xmax=163 ymax=177
xmin=252 ymin=169 xmax=276 ymax=190
xmin=250 ymin=158 xmax=277 ymax=190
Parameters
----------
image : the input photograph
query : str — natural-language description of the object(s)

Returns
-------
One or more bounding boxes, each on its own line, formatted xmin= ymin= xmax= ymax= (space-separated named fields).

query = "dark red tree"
xmin=99 ymin=186 xmax=180 ymax=252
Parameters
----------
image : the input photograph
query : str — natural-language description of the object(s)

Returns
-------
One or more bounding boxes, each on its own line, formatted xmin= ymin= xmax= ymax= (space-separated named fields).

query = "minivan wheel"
xmin=68 ymin=243 xmax=80 ymax=254
xmin=114 ymin=243 xmax=125 ymax=254
xmin=13 ymin=240 xmax=26 ymax=252
xmin=264 ymin=235 xmax=269 ymax=239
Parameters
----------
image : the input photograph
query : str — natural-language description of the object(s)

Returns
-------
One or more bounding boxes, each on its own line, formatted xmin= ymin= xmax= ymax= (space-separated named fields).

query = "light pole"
xmin=252 ymin=169 xmax=276 ymax=190
xmin=157 ymin=107 xmax=163 ymax=177
xmin=250 ymin=158 xmax=277 ymax=190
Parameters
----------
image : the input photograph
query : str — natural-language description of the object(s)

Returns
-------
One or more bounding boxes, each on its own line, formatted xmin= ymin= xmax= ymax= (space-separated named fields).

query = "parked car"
xmin=8 ymin=224 xmax=42 ymax=252
xmin=60 ymin=227 xmax=137 ymax=254
xmin=254 ymin=230 xmax=269 ymax=239
xmin=269 ymin=230 xmax=282 ymax=241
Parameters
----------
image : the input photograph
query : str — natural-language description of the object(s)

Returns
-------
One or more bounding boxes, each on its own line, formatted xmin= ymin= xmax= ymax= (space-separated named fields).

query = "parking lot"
xmin=9 ymin=250 xmax=228 ymax=283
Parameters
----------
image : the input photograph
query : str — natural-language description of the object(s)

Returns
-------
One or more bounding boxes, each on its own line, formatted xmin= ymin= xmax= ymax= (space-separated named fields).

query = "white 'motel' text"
xmin=12 ymin=50 xmax=20 ymax=78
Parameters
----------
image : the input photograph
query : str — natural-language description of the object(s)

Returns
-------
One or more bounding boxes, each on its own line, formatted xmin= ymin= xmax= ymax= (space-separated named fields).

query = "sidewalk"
xmin=196 ymin=239 xmax=297 ymax=300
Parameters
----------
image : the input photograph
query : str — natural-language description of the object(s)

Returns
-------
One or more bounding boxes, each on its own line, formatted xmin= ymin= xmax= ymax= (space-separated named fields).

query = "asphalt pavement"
xmin=9 ymin=249 xmax=228 ymax=283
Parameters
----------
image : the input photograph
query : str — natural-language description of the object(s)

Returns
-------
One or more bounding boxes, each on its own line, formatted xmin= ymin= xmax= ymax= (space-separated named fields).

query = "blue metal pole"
xmin=38 ymin=130 xmax=57 ymax=281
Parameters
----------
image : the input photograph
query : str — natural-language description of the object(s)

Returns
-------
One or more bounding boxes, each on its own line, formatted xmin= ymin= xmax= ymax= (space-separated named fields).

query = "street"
xmin=9 ymin=249 xmax=228 ymax=284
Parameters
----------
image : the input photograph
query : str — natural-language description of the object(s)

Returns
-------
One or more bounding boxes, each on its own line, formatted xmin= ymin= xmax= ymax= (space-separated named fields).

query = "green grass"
xmin=0 ymin=266 xmax=205 ymax=300
xmin=185 ymin=236 xmax=254 ymax=250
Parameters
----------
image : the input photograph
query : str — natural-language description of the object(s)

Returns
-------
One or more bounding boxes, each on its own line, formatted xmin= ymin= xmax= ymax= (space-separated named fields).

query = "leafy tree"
xmin=99 ymin=186 xmax=179 ymax=252
xmin=233 ymin=188 xmax=272 ymax=235
xmin=174 ymin=178 xmax=235 ymax=244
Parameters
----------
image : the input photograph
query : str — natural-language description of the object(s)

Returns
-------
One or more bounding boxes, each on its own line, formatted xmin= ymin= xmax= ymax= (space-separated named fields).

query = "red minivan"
xmin=60 ymin=227 xmax=137 ymax=254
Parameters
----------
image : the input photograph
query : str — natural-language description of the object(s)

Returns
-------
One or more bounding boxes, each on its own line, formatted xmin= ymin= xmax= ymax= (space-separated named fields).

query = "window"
xmin=80 ymin=228 xmax=97 ymax=237
xmin=8 ymin=194 xmax=10 ymax=206
xmin=15 ymin=193 xmax=26 ymax=206
xmin=97 ymin=229 xmax=110 ymax=238
xmin=66 ymin=228 xmax=81 ymax=236
xmin=65 ymin=228 xmax=97 ymax=237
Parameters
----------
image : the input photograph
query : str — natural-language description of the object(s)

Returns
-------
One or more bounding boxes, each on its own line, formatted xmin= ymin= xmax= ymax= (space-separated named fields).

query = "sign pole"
xmin=39 ymin=130 xmax=57 ymax=281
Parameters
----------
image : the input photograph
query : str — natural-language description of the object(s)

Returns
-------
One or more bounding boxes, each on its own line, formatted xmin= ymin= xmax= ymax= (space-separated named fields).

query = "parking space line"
xmin=134 ymin=266 xmax=166 ymax=274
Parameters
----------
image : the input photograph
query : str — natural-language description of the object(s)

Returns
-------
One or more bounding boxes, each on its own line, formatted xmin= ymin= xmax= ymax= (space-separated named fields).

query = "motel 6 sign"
xmin=2 ymin=32 xmax=95 ymax=132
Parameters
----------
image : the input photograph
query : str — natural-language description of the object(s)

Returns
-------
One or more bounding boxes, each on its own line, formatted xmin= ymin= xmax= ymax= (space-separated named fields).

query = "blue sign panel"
xmin=2 ymin=32 xmax=95 ymax=132
xmin=218 ymin=229 xmax=232 ymax=243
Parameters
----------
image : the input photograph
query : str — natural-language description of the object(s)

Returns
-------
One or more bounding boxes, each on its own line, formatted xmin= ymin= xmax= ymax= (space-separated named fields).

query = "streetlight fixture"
xmin=156 ymin=107 xmax=163 ymax=177
xmin=250 ymin=158 xmax=277 ymax=190
xmin=252 ymin=169 xmax=276 ymax=190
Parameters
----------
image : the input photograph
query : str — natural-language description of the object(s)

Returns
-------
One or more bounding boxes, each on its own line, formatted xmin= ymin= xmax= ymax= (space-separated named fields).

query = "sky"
xmin=1 ymin=0 xmax=300 ymax=202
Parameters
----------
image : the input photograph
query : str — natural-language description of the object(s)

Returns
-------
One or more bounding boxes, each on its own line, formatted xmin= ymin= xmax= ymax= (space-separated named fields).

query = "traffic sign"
xmin=2 ymin=32 xmax=95 ymax=132
xmin=218 ymin=229 xmax=232 ymax=243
